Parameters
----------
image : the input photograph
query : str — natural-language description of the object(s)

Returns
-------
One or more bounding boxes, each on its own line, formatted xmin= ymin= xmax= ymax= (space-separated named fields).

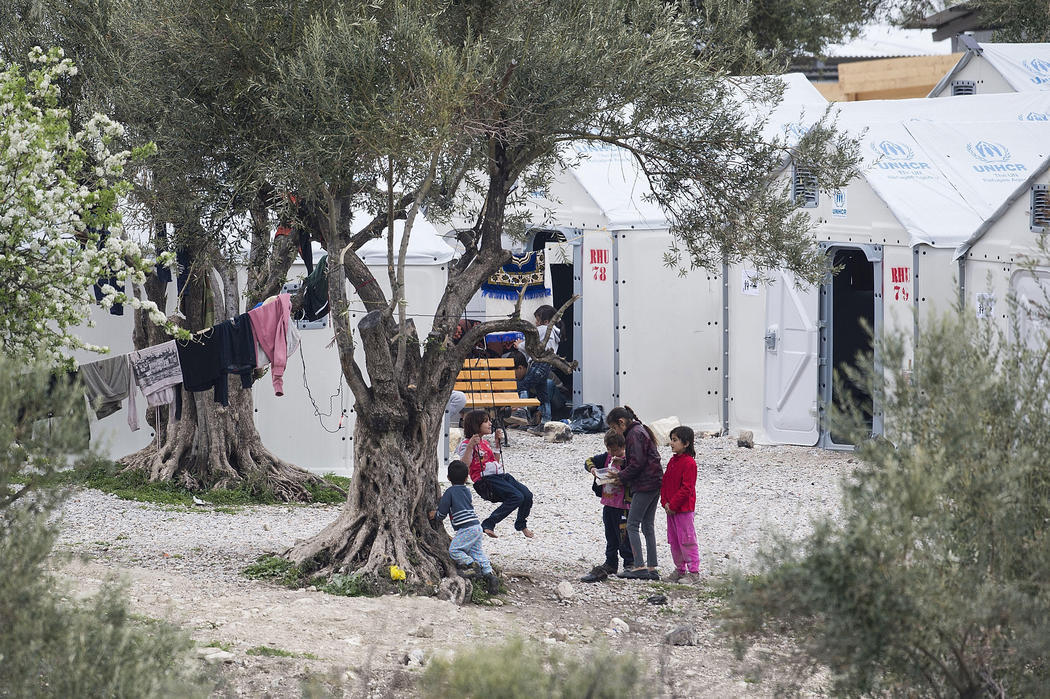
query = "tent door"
xmin=818 ymin=244 xmax=883 ymax=449
xmin=763 ymin=271 xmax=820 ymax=446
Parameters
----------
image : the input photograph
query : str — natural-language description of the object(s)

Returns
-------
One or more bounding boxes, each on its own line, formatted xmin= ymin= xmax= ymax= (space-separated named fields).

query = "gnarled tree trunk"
xmin=285 ymin=412 xmax=454 ymax=583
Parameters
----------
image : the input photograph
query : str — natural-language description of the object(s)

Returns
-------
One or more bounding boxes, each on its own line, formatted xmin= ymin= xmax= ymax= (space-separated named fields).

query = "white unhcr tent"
xmin=929 ymin=41 xmax=1050 ymax=97
xmin=730 ymin=90 xmax=1050 ymax=448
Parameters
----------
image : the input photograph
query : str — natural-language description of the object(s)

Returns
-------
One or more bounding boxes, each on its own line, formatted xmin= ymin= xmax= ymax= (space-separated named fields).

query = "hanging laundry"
xmin=302 ymin=254 xmax=329 ymax=321
xmin=127 ymin=340 xmax=183 ymax=431
xmin=248 ymin=294 xmax=291 ymax=396
xmin=80 ymin=354 xmax=130 ymax=419
xmin=481 ymin=250 xmax=551 ymax=300
xmin=256 ymin=317 xmax=301 ymax=370
xmin=176 ymin=314 xmax=257 ymax=406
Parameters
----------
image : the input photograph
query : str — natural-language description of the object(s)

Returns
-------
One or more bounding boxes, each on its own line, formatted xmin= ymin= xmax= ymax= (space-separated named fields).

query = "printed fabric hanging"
xmin=480 ymin=250 xmax=552 ymax=300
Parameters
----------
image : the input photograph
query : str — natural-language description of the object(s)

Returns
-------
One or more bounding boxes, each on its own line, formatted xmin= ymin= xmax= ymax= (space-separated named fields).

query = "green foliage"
xmin=246 ymin=645 xmax=319 ymax=659
xmin=242 ymin=555 xmax=308 ymax=588
xmin=318 ymin=572 xmax=380 ymax=598
xmin=421 ymin=636 xmax=644 ymax=698
xmin=0 ymin=363 xmax=208 ymax=697
xmin=725 ymin=312 xmax=1050 ymax=696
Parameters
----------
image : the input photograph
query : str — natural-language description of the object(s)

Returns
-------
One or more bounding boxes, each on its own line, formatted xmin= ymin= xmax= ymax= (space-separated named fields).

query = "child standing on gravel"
xmin=661 ymin=425 xmax=700 ymax=583
xmin=429 ymin=460 xmax=500 ymax=594
xmin=455 ymin=409 xmax=535 ymax=539
xmin=607 ymin=405 xmax=663 ymax=580
xmin=580 ymin=430 xmax=634 ymax=583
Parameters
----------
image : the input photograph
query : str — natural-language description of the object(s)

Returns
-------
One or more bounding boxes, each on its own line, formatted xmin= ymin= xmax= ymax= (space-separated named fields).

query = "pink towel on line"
xmin=248 ymin=293 xmax=291 ymax=396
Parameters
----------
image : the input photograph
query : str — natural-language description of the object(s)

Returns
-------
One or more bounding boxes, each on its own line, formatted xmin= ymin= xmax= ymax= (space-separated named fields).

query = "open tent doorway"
xmin=819 ymin=245 xmax=883 ymax=448
xmin=531 ymin=228 xmax=576 ymax=419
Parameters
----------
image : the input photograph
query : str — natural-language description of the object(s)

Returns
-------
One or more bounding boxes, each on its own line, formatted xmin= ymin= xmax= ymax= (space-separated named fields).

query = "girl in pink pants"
xmin=661 ymin=425 xmax=700 ymax=583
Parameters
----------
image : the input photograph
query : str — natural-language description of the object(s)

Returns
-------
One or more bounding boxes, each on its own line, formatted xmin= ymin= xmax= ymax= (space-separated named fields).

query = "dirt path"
xmin=56 ymin=556 xmax=813 ymax=697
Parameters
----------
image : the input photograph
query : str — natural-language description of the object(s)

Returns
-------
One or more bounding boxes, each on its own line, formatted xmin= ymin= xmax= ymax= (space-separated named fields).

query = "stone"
xmin=449 ymin=428 xmax=464 ymax=456
xmin=486 ymin=597 xmax=504 ymax=606
xmin=555 ymin=580 xmax=575 ymax=600
xmin=646 ymin=594 xmax=668 ymax=605
xmin=543 ymin=422 xmax=573 ymax=443
xmin=403 ymin=648 xmax=426 ymax=667
xmin=664 ymin=625 xmax=700 ymax=646
xmin=203 ymin=650 xmax=235 ymax=664
xmin=606 ymin=617 xmax=630 ymax=635
xmin=552 ymin=627 xmax=569 ymax=642
xmin=409 ymin=624 xmax=434 ymax=638
xmin=650 ymin=416 xmax=681 ymax=446
xmin=737 ymin=430 xmax=754 ymax=448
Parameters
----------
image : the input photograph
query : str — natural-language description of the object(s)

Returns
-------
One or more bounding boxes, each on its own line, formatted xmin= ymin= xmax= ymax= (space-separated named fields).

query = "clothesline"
xmin=78 ymin=293 xmax=297 ymax=432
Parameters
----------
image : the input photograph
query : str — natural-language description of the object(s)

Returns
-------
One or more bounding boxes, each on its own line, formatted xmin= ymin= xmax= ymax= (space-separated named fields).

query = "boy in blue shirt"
xmin=429 ymin=460 xmax=500 ymax=594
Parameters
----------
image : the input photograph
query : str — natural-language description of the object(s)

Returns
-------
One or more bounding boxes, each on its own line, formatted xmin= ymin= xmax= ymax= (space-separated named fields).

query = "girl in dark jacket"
xmin=606 ymin=406 xmax=663 ymax=580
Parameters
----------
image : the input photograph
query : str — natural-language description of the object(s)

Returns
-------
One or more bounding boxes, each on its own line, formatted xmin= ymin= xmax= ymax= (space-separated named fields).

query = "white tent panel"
xmin=614 ymin=229 xmax=721 ymax=429
xmin=762 ymin=272 xmax=819 ymax=446
xmin=579 ymin=231 xmax=616 ymax=413
xmin=981 ymin=43 xmax=1050 ymax=92
xmin=726 ymin=265 xmax=771 ymax=443
xmin=903 ymin=120 xmax=1050 ymax=224
xmin=837 ymin=90 xmax=1050 ymax=124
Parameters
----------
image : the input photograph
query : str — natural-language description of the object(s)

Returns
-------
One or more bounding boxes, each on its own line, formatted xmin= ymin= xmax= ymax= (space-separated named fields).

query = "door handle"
xmin=765 ymin=327 xmax=777 ymax=351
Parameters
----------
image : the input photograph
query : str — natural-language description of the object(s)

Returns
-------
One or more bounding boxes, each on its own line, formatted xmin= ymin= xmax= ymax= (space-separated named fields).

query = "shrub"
xmin=0 ymin=363 xmax=209 ymax=697
xmin=420 ymin=636 xmax=643 ymax=698
xmin=724 ymin=312 xmax=1050 ymax=696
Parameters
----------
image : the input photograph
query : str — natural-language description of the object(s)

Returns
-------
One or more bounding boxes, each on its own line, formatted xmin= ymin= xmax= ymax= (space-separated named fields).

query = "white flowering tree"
xmin=0 ymin=47 xmax=171 ymax=364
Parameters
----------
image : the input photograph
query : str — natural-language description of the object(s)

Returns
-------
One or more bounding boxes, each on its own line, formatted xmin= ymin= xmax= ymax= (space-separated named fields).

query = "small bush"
xmin=318 ymin=572 xmax=379 ymax=598
xmin=246 ymin=645 xmax=318 ymax=659
xmin=420 ymin=636 xmax=643 ymax=698
xmin=0 ymin=363 xmax=209 ymax=697
xmin=725 ymin=312 xmax=1050 ymax=696
xmin=243 ymin=554 xmax=307 ymax=588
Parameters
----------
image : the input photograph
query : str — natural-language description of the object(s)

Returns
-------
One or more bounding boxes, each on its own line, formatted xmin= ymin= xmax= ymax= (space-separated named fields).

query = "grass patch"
xmin=31 ymin=456 xmax=347 ymax=507
xmin=242 ymin=555 xmax=307 ymax=588
xmin=204 ymin=640 xmax=232 ymax=652
xmin=246 ymin=645 xmax=318 ymax=659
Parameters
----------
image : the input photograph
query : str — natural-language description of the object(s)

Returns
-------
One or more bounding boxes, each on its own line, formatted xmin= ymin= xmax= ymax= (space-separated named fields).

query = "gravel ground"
xmin=51 ymin=430 xmax=855 ymax=697
xmin=55 ymin=431 xmax=852 ymax=584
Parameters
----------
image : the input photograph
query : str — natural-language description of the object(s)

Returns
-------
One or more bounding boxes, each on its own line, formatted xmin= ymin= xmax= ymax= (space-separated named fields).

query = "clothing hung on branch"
xmin=127 ymin=340 xmax=183 ymax=431
xmin=80 ymin=354 xmax=130 ymax=419
xmin=481 ymin=250 xmax=551 ymax=300
xmin=248 ymin=293 xmax=292 ymax=396
xmin=301 ymin=256 xmax=329 ymax=322
xmin=176 ymin=313 xmax=257 ymax=406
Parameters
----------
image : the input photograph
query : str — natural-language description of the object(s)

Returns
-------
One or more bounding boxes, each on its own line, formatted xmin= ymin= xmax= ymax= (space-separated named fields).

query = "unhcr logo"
xmin=871 ymin=139 xmax=929 ymax=171
xmin=967 ymin=140 xmax=1026 ymax=173
xmin=1019 ymin=112 xmax=1050 ymax=121
xmin=872 ymin=140 xmax=913 ymax=160
xmin=1023 ymin=58 xmax=1050 ymax=85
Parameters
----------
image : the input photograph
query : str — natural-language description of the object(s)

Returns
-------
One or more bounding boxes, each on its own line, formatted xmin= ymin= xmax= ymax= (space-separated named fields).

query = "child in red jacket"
xmin=661 ymin=425 xmax=700 ymax=583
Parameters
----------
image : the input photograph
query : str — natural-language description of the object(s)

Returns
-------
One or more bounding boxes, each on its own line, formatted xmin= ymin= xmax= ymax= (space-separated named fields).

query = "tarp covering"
xmin=351 ymin=211 xmax=455 ymax=265
xmin=526 ymin=74 xmax=828 ymax=231
xmin=980 ymin=43 xmax=1050 ymax=92
xmin=812 ymin=92 xmax=1050 ymax=252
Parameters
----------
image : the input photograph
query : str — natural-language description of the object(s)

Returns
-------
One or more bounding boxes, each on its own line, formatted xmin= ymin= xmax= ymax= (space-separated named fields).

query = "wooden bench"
xmin=455 ymin=357 xmax=539 ymax=410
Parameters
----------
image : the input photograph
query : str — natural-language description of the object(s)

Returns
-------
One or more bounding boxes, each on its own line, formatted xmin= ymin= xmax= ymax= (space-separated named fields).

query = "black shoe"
xmin=645 ymin=569 xmax=660 ymax=581
xmin=484 ymin=572 xmax=500 ymax=594
xmin=617 ymin=568 xmax=648 ymax=579
xmin=580 ymin=565 xmax=609 ymax=583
